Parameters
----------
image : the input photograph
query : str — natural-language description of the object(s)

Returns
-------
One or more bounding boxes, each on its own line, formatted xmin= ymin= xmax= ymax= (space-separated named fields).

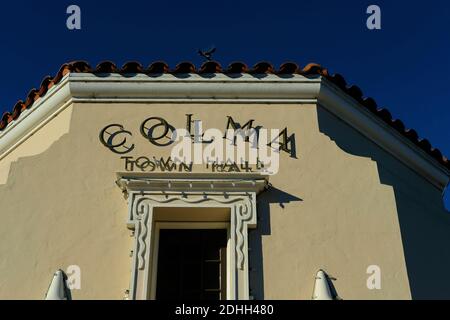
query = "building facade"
xmin=0 ymin=61 xmax=449 ymax=300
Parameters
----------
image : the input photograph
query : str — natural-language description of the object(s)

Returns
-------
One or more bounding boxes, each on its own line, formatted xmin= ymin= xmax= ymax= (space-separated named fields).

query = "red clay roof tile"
xmin=278 ymin=62 xmax=299 ymax=74
xmin=249 ymin=62 xmax=274 ymax=74
xmin=147 ymin=61 xmax=169 ymax=74
xmin=199 ymin=61 xmax=222 ymax=74
xmin=225 ymin=62 xmax=248 ymax=73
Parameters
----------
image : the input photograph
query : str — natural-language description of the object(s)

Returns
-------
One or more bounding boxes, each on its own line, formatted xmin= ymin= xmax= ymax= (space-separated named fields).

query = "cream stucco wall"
xmin=0 ymin=101 xmax=448 ymax=299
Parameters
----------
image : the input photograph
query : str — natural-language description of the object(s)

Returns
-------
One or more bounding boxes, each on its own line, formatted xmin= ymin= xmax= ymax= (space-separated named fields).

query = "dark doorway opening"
xmin=156 ymin=229 xmax=228 ymax=300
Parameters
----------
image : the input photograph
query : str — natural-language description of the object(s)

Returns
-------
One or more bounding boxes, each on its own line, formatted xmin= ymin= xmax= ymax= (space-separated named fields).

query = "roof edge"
xmin=319 ymin=78 xmax=450 ymax=190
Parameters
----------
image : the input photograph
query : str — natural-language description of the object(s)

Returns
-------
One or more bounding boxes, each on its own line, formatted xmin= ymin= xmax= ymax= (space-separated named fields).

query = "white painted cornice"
xmin=68 ymin=73 xmax=321 ymax=103
xmin=116 ymin=172 xmax=269 ymax=194
xmin=0 ymin=72 xmax=448 ymax=191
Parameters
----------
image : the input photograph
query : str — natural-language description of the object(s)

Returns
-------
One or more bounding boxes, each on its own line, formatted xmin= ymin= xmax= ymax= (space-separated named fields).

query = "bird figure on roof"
xmin=198 ymin=46 xmax=216 ymax=61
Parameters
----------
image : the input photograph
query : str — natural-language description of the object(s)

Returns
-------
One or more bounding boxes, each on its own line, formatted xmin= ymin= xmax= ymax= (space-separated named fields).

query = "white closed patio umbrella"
xmin=45 ymin=269 xmax=71 ymax=300
xmin=312 ymin=269 xmax=339 ymax=300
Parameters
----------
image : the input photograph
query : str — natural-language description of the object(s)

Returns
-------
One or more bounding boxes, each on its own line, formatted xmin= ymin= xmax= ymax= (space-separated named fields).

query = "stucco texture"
xmin=0 ymin=102 xmax=448 ymax=299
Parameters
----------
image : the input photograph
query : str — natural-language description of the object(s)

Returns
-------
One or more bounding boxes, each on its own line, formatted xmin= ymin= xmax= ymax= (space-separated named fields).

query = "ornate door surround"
xmin=116 ymin=172 xmax=269 ymax=300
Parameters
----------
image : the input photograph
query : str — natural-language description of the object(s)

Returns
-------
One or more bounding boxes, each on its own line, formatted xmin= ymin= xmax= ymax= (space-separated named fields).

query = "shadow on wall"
xmin=316 ymin=105 xmax=450 ymax=299
xmin=249 ymin=187 xmax=303 ymax=300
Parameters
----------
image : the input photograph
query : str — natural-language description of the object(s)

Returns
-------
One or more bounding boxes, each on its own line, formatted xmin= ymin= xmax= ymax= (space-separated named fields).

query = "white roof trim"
xmin=116 ymin=172 xmax=269 ymax=194
xmin=319 ymin=79 xmax=449 ymax=190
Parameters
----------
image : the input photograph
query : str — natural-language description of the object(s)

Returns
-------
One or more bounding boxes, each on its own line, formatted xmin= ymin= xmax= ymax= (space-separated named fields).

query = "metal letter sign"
xmin=100 ymin=115 xmax=296 ymax=157
xmin=99 ymin=124 xmax=135 ymax=154
xmin=140 ymin=117 xmax=175 ymax=147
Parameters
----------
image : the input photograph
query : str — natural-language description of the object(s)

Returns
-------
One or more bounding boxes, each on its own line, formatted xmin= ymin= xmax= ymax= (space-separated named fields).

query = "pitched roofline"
xmin=319 ymin=78 xmax=450 ymax=190
xmin=0 ymin=61 xmax=448 ymax=190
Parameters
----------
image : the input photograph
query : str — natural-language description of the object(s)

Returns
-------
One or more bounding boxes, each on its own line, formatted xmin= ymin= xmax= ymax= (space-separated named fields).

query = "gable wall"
xmin=0 ymin=100 xmax=447 ymax=299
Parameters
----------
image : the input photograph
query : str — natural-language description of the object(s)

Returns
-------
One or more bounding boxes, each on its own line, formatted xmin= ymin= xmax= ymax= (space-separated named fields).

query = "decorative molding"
xmin=131 ymin=192 xmax=254 ymax=271
xmin=120 ymin=172 xmax=268 ymax=300
xmin=116 ymin=172 xmax=269 ymax=195
xmin=235 ymin=199 xmax=253 ymax=270
xmin=136 ymin=204 xmax=149 ymax=270
xmin=135 ymin=194 xmax=247 ymax=205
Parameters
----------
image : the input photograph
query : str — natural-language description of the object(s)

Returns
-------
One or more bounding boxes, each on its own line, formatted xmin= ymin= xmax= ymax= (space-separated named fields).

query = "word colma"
xmin=100 ymin=115 xmax=295 ymax=156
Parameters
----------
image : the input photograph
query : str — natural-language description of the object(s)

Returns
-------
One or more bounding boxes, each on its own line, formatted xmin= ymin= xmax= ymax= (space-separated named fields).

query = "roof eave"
xmin=319 ymin=77 xmax=450 ymax=191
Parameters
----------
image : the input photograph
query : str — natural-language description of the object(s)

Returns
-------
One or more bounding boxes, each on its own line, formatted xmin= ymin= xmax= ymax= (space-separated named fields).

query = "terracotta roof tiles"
xmin=0 ymin=60 xmax=448 ymax=170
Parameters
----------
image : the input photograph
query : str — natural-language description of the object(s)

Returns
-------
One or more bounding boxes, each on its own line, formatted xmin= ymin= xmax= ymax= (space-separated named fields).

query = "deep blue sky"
xmin=0 ymin=0 xmax=449 ymax=208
